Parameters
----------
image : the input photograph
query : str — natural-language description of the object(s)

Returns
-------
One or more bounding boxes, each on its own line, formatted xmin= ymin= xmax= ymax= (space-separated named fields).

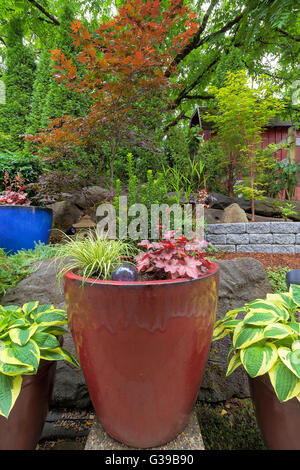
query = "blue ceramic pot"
xmin=0 ymin=205 xmax=53 ymax=254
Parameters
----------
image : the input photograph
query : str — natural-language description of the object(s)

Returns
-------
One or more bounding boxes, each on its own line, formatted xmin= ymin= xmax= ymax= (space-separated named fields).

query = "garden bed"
xmin=212 ymin=251 xmax=300 ymax=270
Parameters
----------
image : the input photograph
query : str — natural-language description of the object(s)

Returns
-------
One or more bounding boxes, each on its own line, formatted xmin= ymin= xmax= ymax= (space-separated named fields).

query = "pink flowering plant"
xmin=135 ymin=229 xmax=211 ymax=280
xmin=0 ymin=172 xmax=31 ymax=206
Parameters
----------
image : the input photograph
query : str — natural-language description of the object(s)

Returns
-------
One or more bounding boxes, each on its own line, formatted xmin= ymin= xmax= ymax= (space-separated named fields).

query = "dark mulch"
xmin=212 ymin=251 xmax=300 ymax=270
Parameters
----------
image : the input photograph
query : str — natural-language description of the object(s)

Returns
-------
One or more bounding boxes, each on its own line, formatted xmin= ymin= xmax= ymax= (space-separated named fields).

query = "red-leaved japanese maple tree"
xmin=27 ymin=0 xmax=199 ymax=187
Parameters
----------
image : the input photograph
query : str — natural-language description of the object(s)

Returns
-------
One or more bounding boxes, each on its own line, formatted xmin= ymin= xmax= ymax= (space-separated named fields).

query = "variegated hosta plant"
xmin=0 ymin=301 xmax=79 ymax=418
xmin=212 ymin=284 xmax=300 ymax=403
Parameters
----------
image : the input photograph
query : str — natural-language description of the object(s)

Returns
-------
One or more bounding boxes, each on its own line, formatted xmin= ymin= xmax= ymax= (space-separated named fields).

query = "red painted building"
xmin=190 ymin=107 xmax=300 ymax=200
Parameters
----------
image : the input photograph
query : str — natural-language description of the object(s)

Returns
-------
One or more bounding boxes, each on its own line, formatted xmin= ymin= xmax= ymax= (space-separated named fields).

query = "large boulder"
xmin=198 ymin=257 xmax=272 ymax=402
xmin=47 ymin=200 xmax=83 ymax=231
xmin=223 ymin=203 xmax=248 ymax=223
xmin=0 ymin=257 xmax=272 ymax=406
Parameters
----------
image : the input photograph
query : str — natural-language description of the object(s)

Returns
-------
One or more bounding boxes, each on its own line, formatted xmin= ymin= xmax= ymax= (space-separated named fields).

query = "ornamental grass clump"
xmin=56 ymin=230 xmax=136 ymax=282
xmin=212 ymin=284 xmax=300 ymax=403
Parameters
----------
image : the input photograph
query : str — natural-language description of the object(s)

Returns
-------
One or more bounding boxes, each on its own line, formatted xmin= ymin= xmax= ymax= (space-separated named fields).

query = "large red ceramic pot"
xmin=64 ymin=263 xmax=219 ymax=448
xmin=248 ymin=374 xmax=300 ymax=450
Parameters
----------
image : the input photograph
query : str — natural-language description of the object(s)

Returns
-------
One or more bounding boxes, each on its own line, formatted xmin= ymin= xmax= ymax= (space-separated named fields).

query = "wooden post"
xmin=287 ymin=126 xmax=296 ymax=163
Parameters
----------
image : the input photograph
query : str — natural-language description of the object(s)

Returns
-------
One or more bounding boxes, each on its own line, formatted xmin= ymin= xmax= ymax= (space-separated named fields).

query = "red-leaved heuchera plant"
xmin=0 ymin=172 xmax=31 ymax=206
xmin=135 ymin=230 xmax=211 ymax=280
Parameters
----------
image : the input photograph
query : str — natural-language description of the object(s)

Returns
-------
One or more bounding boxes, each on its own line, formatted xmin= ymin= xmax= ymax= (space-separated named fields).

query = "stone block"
xmin=205 ymin=223 xmax=246 ymax=234
xmin=296 ymin=234 xmax=300 ymax=244
xmin=249 ymin=234 xmax=273 ymax=244
xmin=206 ymin=234 xmax=227 ymax=245
xmin=295 ymin=245 xmax=300 ymax=254
xmin=85 ymin=411 xmax=205 ymax=450
xmin=226 ymin=234 xmax=249 ymax=244
xmin=269 ymin=222 xmax=298 ymax=233
xmin=272 ymin=245 xmax=295 ymax=254
xmin=214 ymin=245 xmax=236 ymax=252
xmin=273 ymin=234 xmax=295 ymax=244
xmin=237 ymin=245 xmax=273 ymax=253
xmin=246 ymin=222 xmax=270 ymax=233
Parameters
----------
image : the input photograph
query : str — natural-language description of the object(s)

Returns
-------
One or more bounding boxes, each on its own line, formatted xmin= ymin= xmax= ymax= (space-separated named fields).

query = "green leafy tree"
xmin=27 ymin=48 xmax=53 ymax=134
xmin=204 ymin=70 xmax=285 ymax=220
xmin=0 ymin=17 xmax=36 ymax=151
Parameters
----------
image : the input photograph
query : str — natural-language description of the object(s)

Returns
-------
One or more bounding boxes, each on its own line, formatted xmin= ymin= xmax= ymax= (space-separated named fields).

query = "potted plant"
xmin=58 ymin=229 xmax=219 ymax=448
xmin=0 ymin=301 xmax=79 ymax=450
xmin=0 ymin=172 xmax=53 ymax=254
xmin=212 ymin=284 xmax=300 ymax=450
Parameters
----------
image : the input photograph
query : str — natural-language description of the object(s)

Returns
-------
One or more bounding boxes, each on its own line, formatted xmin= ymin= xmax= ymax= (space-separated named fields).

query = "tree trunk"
xmin=227 ymin=157 xmax=234 ymax=197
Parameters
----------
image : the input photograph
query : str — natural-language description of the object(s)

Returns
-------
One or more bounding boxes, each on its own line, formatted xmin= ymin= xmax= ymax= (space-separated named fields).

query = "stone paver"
xmin=85 ymin=410 xmax=205 ymax=450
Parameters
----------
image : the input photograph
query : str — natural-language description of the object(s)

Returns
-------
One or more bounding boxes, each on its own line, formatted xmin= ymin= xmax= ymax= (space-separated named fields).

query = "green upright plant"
xmin=278 ymin=202 xmax=298 ymax=221
xmin=203 ymin=70 xmax=285 ymax=220
xmin=212 ymin=284 xmax=300 ymax=403
xmin=0 ymin=17 xmax=36 ymax=151
xmin=0 ymin=301 xmax=79 ymax=418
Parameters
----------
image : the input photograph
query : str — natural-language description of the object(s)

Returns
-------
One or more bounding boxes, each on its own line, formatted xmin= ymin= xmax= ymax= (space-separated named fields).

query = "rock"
xmin=210 ymin=192 xmax=300 ymax=221
xmin=198 ymin=257 xmax=272 ymax=402
xmin=223 ymin=203 xmax=248 ymax=223
xmin=0 ymin=259 xmax=91 ymax=409
xmin=210 ymin=193 xmax=247 ymax=211
xmin=204 ymin=208 xmax=224 ymax=224
xmin=74 ymin=186 xmax=112 ymax=210
xmin=47 ymin=201 xmax=83 ymax=231
xmin=1 ymin=257 xmax=272 ymax=406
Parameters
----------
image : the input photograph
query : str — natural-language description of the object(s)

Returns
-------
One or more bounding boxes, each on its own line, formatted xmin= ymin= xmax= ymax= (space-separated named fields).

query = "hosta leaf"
xmin=263 ymin=323 xmax=293 ymax=340
xmin=35 ymin=311 xmax=67 ymax=326
xmin=36 ymin=325 xmax=67 ymax=336
xmin=233 ymin=324 xmax=265 ymax=349
xmin=222 ymin=319 xmax=242 ymax=328
xmin=0 ymin=361 xmax=34 ymax=376
xmin=245 ymin=301 xmax=289 ymax=321
xmin=224 ymin=308 xmax=247 ymax=319
xmin=244 ymin=310 xmax=279 ymax=326
xmin=0 ymin=317 xmax=9 ymax=333
xmin=0 ymin=373 xmax=22 ymax=418
xmin=32 ymin=332 xmax=60 ymax=350
xmin=269 ymin=360 xmax=300 ymax=402
xmin=40 ymin=347 xmax=79 ymax=367
xmin=1 ymin=306 xmax=21 ymax=313
xmin=279 ymin=293 xmax=298 ymax=312
xmin=34 ymin=305 xmax=53 ymax=314
xmin=278 ymin=347 xmax=300 ymax=379
xmin=266 ymin=293 xmax=296 ymax=311
xmin=290 ymin=284 xmax=300 ymax=307
xmin=0 ymin=346 xmax=28 ymax=366
xmin=22 ymin=301 xmax=39 ymax=316
xmin=240 ymin=343 xmax=278 ymax=377
xmin=6 ymin=340 xmax=40 ymax=370
xmin=226 ymin=351 xmax=242 ymax=376
xmin=292 ymin=341 xmax=300 ymax=351
xmin=8 ymin=325 xmax=38 ymax=346
xmin=7 ymin=318 xmax=28 ymax=330
xmin=289 ymin=322 xmax=300 ymax=337
xmin=212 ymin=324 xmax=230 ymax=341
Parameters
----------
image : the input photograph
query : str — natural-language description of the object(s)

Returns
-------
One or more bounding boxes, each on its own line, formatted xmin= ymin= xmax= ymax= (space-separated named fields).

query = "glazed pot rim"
xmin=0 ymin=205 xmax=52 ymax=214
xmin=64 ymin=261 xmax=219 ymax=287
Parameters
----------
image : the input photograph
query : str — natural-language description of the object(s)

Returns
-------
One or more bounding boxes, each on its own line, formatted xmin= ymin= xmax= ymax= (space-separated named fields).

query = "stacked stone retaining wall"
xmin=205 ymin=222 xmax=300 ymax=254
